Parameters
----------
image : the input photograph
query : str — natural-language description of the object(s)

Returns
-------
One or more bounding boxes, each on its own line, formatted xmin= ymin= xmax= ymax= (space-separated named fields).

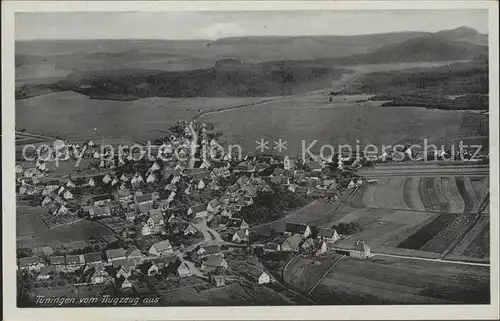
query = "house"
xmin=49 ymin=256 xmax=66 ymax=270
xmin=115 ymin=189 xmax=133 ymax=202
xmin=36 ymin=266 xmax=54 ymax=281
xmin=103 ymin=173 xmax=113 ymax=184
xmin=176 ymin=261 xmax=192 ymax=277
xmin=317 ymin=228 xmax=340 ymax=243
xmin=350 ymin=241 xmax=371 ymax=259
xmin=281 ymin=234 xmax=302 ymax=252
xmin=284 ymin=223 xmax=311 ymax=238
xmin=183 ymin=224 xmax=197 ymax=236
xmin=116 ymin=263 xmax=132 ymax=279
xmin=193 ymin=179 xmax=206 ymax=189
xmin=207 ymin=199 xmax=221 ymax=213
xmin=90 ymin=268 xmax=108 ymax=284
xmin=88 ymin=177 xmax=96 ymax=187
xmin=149 ymin=240 xmax=173 ymax=256
xmin=301 ymin=238 xmax=315 ymax=250
xmin=92 ymin=194 xmax=112 ymax=206
xmin=144 ymin=261 xmax=159 ymax=276
xmin=243 ymin=195 xmax=253 ymax=206
xmin=208 ymin=215 xmax=229 ymax=229
xmin=88 ymin=205 xmax=111 ymax=219
xmin=66 ymin=254 xmax=85 ymax=271
xmin=41 ymin=196 xmax=52 ymax=207
xmin=84 ymin=252 xmax=103 ymax=266
xmin=196 ymin=245 xmax=220 ymax=258
xmin=212 ymin=275 xmax=226 ymax=287
xmin=323 ymin=179 xmax=336 ymax=188
xmin=305 ymin=161 xmax=323 ymax=172
xmin=137 ymin=202 xmax=153 ymax=216
xmin=283 ymin=156 xmax=295 ymax=171
xmin=63 ymin=190 xmax=74 ymax=200
xmin=164 ymin=183 xmax=177 ymax=192
xmin=232 ymin=229 xmax=249 ymax=243
xmin=263 ymin=243 xmax=281 ymax=253
xmin=187 ymin=204 xmax=208 ymax=218
xmin=106 ymin=248 xmax=126 ymax=263
xmin=124 ymin=211 xmax=136 ymax=222
xmin=136 ymin=193 xmax=158 ymax=205
xmin=125 ymin=247 xmax=144 ymax=266
xmin=121 ymin=278 xmax=132 ymax=289
xmin=146 ymin=173 xmax=156 ymax=183
xmin=147 ymin=209 xmax=164 ymax=226
xmin=53 ymin=204 xmax=69 ymax=216
xmin=247 ymin=267 xmax=271 ymax=285
xmin=201 ymin=256 xmax=228 ymax=272
xmin=226 ymin=218 xmax=249 ymax=229
xmin=18 ymin=256 xmax=45 ymax=271
xmin=316 ymin=241 xmax=328 ymax=255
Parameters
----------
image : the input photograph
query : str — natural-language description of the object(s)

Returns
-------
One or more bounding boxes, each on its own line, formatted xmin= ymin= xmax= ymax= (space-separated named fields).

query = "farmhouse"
xmin=66 ymin=255 xmax=85 ymax=271
xmin=88 ymin=205 xmax=112 ymax=219
xmin=106 ymin=248 xmax=126 ymax=263
xmin=246 ymin=267 xmax=271 ymax=285
xmin=125 ymin=247 xmax=145 ymax=266
xmin=187 ymin=204 xmax=208 ymax=218
xmin=36 ymin=266 xmax=55 ymax=281
xmin=281 ymin=234 xmax=302 ymax=252
xmin=115 ymin=189 xmax=133 ymax=202
xmin=232 ymin=229 xmax=249 ymax=243
xmin=284 ymin=223 xmax=311 ymax=238
xmin=207 ymin=199 xmax=221 ymax=213
xmin=92 ymin=194 xmax=112 ymax=206
xmin=149 ymin=240 xmax=173 ymax=256
xmin=301 ymin=238 xmax=315 ymax=250
xmin=350 ymin=241 xmax=371 ymax=259
xmin=201 ymin=256 xmax=228 ymax=272
xmin=49 ymin=256 xmax=66 ymax=270
xmin=84 ymin=252 xmax=103 ymax=266
xmin=124 ymin=211 xmax=136 ymax=222
xmin=18 ymin=256 xmax=45 ymax=271
xmin=177 ymin=262 xmax=193 ymax=277
xmin=263 ymin=243 xmax=281 ymax=253
xmin=317 ymin=228 xmax=340 ymax=243
xmin=196 ymin=245 xmax=220 ymax=258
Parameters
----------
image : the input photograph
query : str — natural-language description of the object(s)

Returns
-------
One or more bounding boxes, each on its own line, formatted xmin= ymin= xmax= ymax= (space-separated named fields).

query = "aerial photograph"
xmin=14 ymin=9 xmax=490 ymax=307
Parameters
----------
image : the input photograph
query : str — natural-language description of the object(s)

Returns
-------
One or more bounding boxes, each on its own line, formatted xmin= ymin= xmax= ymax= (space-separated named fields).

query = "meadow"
xmin=309 ymin=255 xmax=490 ymax=304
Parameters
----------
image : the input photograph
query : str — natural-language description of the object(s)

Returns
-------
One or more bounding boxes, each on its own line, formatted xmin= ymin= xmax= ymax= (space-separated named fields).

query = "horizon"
xmin=14 ymin=26 xmax=487 ymax=42
xmin=15 ymin=10 xmax=488 ymax=41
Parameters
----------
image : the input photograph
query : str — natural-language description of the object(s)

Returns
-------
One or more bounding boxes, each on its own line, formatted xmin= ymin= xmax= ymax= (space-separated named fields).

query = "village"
xmin=15 ymin=119 xmax=456 ymax=305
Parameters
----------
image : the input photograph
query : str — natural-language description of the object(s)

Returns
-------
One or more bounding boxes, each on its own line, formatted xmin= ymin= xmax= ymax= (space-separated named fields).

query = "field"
xmin=251 ymin=199 xmax=339 ymax=235
xmin=204 ymin=98 xmax=488 ymax=157
xmin=15 ymin=91 xmax=273 ymax=141
xmin=334 ymin=166 xmax=489 ymax=260
xmin=16 ymin=201 xmax=115 ymax=249
xmin=309 ymin=255 xmax=490 ymax=305
xmin=158 ymin=280 xmax=294 ymax=306
xmin=283 ymin=254 xmax=344 ymax=294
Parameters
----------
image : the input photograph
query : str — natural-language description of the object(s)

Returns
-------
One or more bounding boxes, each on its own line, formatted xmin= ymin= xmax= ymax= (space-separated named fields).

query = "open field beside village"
xmin=251 ymin=199 xmax=339 ymax=235
xmin=332 ymin=164 xmax=490 ymax=261
xmin=307 ymin=255 xmax=490 ymax=305
xmin=158 ymin=280 xmax=294 ymax=306
xmin=16 ymin=201 xmax=115 ymax=249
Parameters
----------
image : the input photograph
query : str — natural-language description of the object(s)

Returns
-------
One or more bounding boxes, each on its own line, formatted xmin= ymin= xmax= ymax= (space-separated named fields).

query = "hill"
xmin=16 ymin=60 xmax=351 ymax=100
xmin=312 ymin=28 xmax=487 ymax=66
xmin=343 ymin=58 xmax=489 ymax=110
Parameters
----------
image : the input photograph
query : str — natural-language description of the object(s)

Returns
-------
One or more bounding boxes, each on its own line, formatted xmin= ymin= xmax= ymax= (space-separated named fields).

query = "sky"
xmin=15 ymin=10 xmax=488 ymax=40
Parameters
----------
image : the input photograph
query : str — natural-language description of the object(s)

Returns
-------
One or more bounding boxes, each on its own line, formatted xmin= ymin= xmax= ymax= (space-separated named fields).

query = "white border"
xmin=2 ymin=1 xmax=499 ymax=320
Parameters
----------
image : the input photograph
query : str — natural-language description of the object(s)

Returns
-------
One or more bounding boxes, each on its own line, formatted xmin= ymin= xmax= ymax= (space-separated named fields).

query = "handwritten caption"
xmin=36 ymin=295 xmax=159 ymax=306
